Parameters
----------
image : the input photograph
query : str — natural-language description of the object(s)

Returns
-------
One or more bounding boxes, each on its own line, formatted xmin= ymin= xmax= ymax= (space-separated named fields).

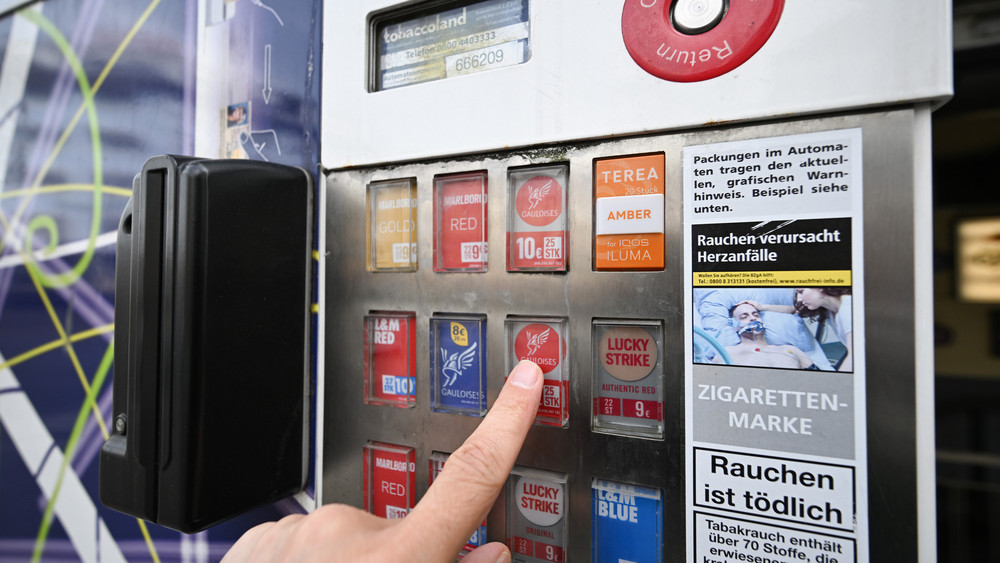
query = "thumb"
xmin=400 ymin=360 xmax=543 ymax=560
xmin=461 ymin=542 xmax=511 ymax=563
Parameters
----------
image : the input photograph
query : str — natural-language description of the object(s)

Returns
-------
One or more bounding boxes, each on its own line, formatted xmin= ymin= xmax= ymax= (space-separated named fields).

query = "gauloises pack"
xmin=506 ymin=317 xmax=569 ymax=427
xmin=507 ymin=165 xmax=569 ymax=272
xmin=430 ymin=315 xmax=487 ymax=416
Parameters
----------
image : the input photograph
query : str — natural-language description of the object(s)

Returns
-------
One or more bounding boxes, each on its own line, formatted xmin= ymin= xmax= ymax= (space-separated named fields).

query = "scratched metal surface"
xmin=323 ymin=108 xmax=925 ymax=562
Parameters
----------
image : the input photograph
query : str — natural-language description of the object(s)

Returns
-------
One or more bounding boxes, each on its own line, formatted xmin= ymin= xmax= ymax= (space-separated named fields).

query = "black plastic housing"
xmin=99 ymin=155 xmax=313 ymax=533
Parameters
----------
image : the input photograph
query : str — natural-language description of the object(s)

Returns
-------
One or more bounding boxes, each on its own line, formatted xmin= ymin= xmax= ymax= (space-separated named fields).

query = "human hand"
xmin=222 ymin=360 xmax=545 ymax=563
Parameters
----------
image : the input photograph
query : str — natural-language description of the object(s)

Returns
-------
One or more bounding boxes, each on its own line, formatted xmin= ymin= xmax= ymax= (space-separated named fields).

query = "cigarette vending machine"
xmin=315 ymin=1 xmax=951 ymax=562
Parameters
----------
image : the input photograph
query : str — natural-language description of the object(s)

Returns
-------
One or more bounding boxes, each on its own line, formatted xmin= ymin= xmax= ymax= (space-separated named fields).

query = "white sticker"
xmin=595 ymin=193 xmax=664 ymax=235
xmin=460 ymin=241 xmax=488 ymax=263
xmin=514 ymin=476 xmax=564 ymax=527
xmin=445 ymin=38 xmax=526 ymax=78
xmin=385 ymin=505 xmax=408 ymax=519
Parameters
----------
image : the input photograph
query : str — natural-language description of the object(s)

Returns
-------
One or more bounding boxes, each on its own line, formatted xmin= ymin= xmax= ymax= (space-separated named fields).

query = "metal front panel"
xmin=322 ymin=107 xmax=930 ymax=562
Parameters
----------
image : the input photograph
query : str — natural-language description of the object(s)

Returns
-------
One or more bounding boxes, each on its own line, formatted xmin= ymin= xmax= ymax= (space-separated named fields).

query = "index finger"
xmin=400 ymin=360 xmax=543 ymax=560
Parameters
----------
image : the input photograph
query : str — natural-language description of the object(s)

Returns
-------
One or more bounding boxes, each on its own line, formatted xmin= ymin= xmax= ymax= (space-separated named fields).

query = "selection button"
xmin=430 ymin=314 xmax=488 ymax=416
xmin=363 ymin=441 xmax=415 ymax=519
xmin=363 ymin=312 xmax=416 ymax=408
xmin=592 ymin=319 xmax=666 ymax=439
xmin=507 ymin=467 xmax=569 ymax=562
xmin=594 ymin=154 xmax=665 ymax=271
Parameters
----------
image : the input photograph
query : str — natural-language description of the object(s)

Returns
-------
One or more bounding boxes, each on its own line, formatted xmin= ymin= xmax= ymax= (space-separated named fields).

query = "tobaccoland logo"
xmin=382 ymin=8 xmax=467 ymax=44
xmin=441 ymin=342 xmax=477 ymax=388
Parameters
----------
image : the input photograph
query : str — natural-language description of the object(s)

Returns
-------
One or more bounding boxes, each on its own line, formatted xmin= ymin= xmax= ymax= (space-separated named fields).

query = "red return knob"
xmin=622 ymin=0 xmax=784 ymax=82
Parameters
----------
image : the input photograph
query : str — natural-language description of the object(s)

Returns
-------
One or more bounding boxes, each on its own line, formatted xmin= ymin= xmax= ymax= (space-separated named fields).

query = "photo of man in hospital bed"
xmin=718 ymin=301 xmax=817 ymax=370
xmin=693 ymin=287 xmax=849 ymax=372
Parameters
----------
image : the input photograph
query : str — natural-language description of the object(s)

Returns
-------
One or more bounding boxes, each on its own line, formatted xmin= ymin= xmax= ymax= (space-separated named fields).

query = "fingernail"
xmin=509 ymin=360 xmax=541 ymax=389
xmin=494 ymin=551 xmax=511 ymax=563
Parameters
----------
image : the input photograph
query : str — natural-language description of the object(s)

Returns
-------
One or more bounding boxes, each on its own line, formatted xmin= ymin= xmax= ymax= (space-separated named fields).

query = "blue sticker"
xmin=592 ymin=480 xmax=663 ymax=563
xmin=466 ymin=523 xmax=487 ymax=550
xmin=381 ymin=375 xmax=416 ymax=397
xmin=432 ymin=317 xmax=486 ymax=414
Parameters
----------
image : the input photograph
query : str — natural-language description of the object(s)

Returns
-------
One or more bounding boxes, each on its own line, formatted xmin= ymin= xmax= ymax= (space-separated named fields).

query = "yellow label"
xmin=450 ymin=322 xmax=468 ymax=346
xmin=369 ymin=179 xmax=417 ymax=270
xmin=693 ymin=270 xmax=853 ymax=287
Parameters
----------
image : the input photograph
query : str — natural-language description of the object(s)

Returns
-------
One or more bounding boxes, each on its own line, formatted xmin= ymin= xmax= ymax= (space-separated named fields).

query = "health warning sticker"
xmin=594 ymin=153 xmax=665 ymax=271
xmin=592 ymin=479 xmax=664 ymax=563
xmin=507 ymin=467 xmax=569 ymax=563
xmin=507 ymin=164 xmax=569 ymax=271
xmin=592 ymin=319 xmax=665 ymax=439
xmin=506 ymin=317 xmax=569 ymax=427
xmin=693 ymin=448 xmax=855 ymax=532
xmin=363 ymin=312 xmax=416 ymax=407
xmin=694 ymin=512 xmax=857 ymax=563
xmin=429 ymin=452 xmax=487 ymax=554
xmin=430 ymin=315 xmax=487 ymax=416
xmin=434 ymin=171 xmax=488 ymax=272
xmin=363 ymin=441 xmax=415 ymax=519
xmin=367 ymin=178 xmax=417 ymax=271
